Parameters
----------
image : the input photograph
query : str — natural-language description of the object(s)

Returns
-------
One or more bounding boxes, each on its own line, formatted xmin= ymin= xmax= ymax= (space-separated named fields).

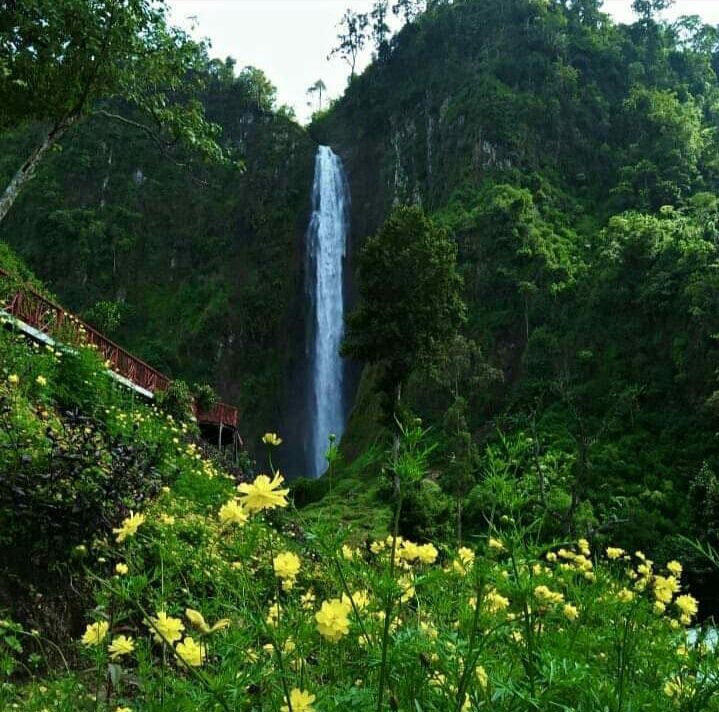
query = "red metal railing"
xmin=0 ymin=267 xmax=238 ymax=430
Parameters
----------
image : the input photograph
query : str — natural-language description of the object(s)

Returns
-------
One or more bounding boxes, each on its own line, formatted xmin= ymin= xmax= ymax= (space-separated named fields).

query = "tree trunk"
xmin=0 ymin=121 xmax=74 ymax=225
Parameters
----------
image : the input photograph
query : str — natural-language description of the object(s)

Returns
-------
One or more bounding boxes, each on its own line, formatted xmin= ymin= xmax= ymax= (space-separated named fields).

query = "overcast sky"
xmin=167 ymin=1 xmax=719 ymax=124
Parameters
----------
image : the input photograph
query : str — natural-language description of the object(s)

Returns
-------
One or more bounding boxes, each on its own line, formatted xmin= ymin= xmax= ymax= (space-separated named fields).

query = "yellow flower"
xmin=266 ymin=600 xmax=282 ymax=627
xmin=281 ymin=688 xmax=315 ymax=712
xmin=175 ymin=636 xmax=204 ymax=667
xmin=108 ymin=635 xmax=135 ymax=660
xmin=35 ymin=375 xmax=47 ymax=387
xmin=654 ymin=575 xmax=680 ymax=604
xmin=675 ymin=594 xmax=698 ymax=620
xmin=273 ymin=551 xmax=301 ymax=581
xmin=475 ymin=665 xmax=488 ymax=690
xmin=534 ymin=585 xmax=564 ymax=605
xmin=453 ymin=546 xmax=475 ymax=575
xmin=315 ymin=598 xmax=351 ymax=642
xmin=342 ymin=589 xmax=371 ymax=612
xmin=147 ymin=611 xmax=184 ymax=644
xmin=398 ymin=574 xmax=415 ymax=603
xmin=616 ymin=588 xmax=635 ymax=603
xmin=237 ymin=473 xmax=289 ymax=513
xmin=159 ymin=513 xmax=175 ymax=525
xmin=7 ymin=374 xmax=19 ymax=385
xmin=81 ymin=621 xmax=109 ymax=646
xmin=218 ymin=498 xmax=249 ymax=526
xmin=488 ymin=537 xmax=504 ymax=552
xmin=653 ymin=600 xmax=666 ymax=615
xmin=112 ymin=512 xmax=146 ymax=543
xmin=115 ymin=562 xmax=129 ymax=575
xmin=370 ymin=540 xmax=386 ymax=554
xmin=115 ymin=707 xmax=132 ymax=712
xmin=301 ymin=590 xmax=316 ymax=610
xmin=342 ymin=544 xmax=356 ymax=560
xmin=484 ymin=589 xmax=510 ymax=613
xmin=563 ymin=603 xmax=579 ymax=621
xmin=262 ymin=432 xmax=283 ymax=446
xmin=667 ymin=560 xmax=682 ymax=577
xmin=546 ymin=551 xmax=557 ymax=563
xmin=416 ymin=543 xmax=438 ymax=564
xmin=185 ymin=608 xmax=230 ymax=634
xmin=606 ymin=547 xmax=625 ymax=560
xmin=663 ymin=678 xmax=682 ymax=698
xmin=578 ymin=538 xmax=590 ymax=555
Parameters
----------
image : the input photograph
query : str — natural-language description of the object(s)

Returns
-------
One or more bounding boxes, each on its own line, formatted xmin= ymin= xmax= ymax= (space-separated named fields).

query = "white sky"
xmin=167 ymin=0 xmax=719 ymax=124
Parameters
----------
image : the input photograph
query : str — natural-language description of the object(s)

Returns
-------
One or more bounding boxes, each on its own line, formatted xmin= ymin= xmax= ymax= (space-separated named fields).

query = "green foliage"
xmin=155 ymin=379 xmax=194 ymax=423
xmin=0 ymin=0 xmax=225 ymax=152
xmin=0 ymin=328 xmax=181 ymax=566
xmin=0 ymin=59 xmax=315 ymax=450
xmin=343 ymin=206 xmax=466 ymax=417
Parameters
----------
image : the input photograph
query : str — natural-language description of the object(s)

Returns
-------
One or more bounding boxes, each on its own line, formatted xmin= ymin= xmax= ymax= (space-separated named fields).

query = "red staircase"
xmin=0 ymin=267 xmax=238 ymax=431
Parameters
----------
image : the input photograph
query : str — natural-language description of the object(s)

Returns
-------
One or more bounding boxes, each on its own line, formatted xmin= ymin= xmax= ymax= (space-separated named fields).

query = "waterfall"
xmin=305 ymin=145 xmax=349 ymax=477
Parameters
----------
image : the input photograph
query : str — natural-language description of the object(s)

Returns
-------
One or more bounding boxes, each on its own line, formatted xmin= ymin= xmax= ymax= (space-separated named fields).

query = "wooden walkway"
xmin=0 ymin=266 xmax=238 ymax=432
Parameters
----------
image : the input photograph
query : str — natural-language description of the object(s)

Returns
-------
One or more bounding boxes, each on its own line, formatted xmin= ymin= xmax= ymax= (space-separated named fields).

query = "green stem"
xmin=266 ymin=530 xmax=294 ymax=712
xmin=455 ymin=577 xmax=485 ymax=711
xmin=376 ymin=479 xmax=402 ymax=712
xmin=88 ymin=573 xmax=231 ymax=712
xmin=509 ymin=548 xmax=536 ymax=696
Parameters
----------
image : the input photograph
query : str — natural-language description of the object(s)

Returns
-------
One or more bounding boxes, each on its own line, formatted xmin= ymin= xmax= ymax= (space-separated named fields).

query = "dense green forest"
xmin=311 ymin=0 xmax=719 ymax=601
xmin=2 ymin=0 xmax=719 ymax=709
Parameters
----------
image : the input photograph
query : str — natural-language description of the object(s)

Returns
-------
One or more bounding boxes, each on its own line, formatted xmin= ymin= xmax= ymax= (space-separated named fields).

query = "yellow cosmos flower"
xmin=81 ymin=621 xmax=109 ymax=646
xmin=7 ymin=374 xmax=19 ymax=385
xmin=115 ymin=562 xmax=129 ymax=575
xmin=476 ymin=665 xmax=489 ymax=690
xmin=147 ymin=611 xmax=184 ymax=644
xmin=237 ymin=473 xmax=289 ymax=513
xmin=606 ymin=547 xmax=624 ymax=560
xmin=112 ymin=512 xmax=146 ymax=543
xmin=281 ymin=688 xmax=315 ymax=712
xmin=273 ymin=551 xmax=301 ymax=581
xmin=35 ymin=375 xmax=47 ymax=386
xmin=262 ymin=432 xmax=283 ymax=446
xmin=108 ymin=635 xmax=135 ymax=660
xmin=534 ymin=585 xmax=564 ymax=605
xmin=115 ymin=707 xmax=132 ymax=712
xmin=675 ymin=594 xmax=698 ymax=619
xmin=453 ymin=546 xmax=475 ymax=575
xmin=488 ymin=537 xmax=505 ymax=552
xmin=342 ymin=589 xmax=371 ymax=612
xmin=175 ymin=636 xmax=204 ymax=667
xmin=416 ymin=543 xmax=438 ymax=564
xmin=370 ymin=540 xmax=386 ymax=554
xmin=185 ymin=608 xmax=230 ymax=634
xmin=218 ymin=498 xmax=249 ymax=526
xmin=315 ymin=598 xmax=351 ymax=642
xmin=666 ymin=560 xmax=683 ymax=577
xmin=563 ymin=603 xmax=579 ymax=621
xmin=616 ymin=588 xmax=635 ymax=603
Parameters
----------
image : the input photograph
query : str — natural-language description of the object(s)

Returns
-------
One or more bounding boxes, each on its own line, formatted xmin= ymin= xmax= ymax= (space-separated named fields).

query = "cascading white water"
xmin=306 ymin=145 xmax=349 ymax=477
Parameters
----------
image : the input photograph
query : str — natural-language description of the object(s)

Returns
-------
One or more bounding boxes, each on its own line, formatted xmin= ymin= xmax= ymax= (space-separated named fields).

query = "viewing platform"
xmin=0 ymin=266 xmax=239 ymax=434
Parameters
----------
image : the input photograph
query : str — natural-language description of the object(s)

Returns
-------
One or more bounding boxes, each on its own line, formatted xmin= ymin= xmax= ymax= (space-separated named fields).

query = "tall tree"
xmin=306 ymin=79 xmax=327 ymax=112
xmin=0 ymin=0 xmax=226 ymax=224
xmin=342 ymin=206 xmax=466 ymax=422
xmin=329 ymin=9 xmax=369 ymax=77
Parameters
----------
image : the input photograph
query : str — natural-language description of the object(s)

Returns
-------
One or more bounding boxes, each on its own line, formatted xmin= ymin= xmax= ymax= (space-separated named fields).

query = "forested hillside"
xmin=311 ymin=0 xmax=719 ymax=598
xmin=0 ymin=59 xmax=315 ymax=447
xmin=3 ymin=1 xmax=719 ymax=708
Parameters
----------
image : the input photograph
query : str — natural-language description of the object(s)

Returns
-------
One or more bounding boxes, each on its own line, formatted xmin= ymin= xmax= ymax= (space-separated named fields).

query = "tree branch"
xmin=93 ymin=109 xmax=209 ymax=187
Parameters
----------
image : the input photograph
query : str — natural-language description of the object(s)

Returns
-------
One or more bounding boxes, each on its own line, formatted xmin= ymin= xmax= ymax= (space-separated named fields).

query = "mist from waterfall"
xmin=305 ymin=145 xmax=349 ymax=477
